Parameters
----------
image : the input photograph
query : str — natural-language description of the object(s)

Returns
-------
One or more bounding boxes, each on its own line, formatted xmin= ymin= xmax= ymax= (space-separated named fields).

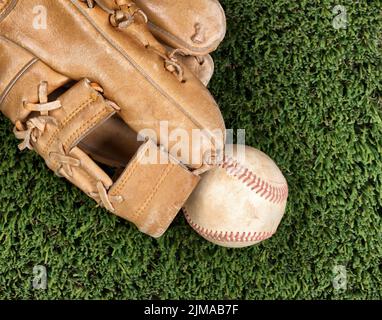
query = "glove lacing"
xmin=14 ymin=80 xmax=123 ymax=212
xmin=90 ymin=181 xmax=123 ymax=213
xmin=13 ymin=81 xmax=81 ymax=178
xmin=147 ymin=47 xmax=185 ymax=83
xmin=82 ymin=0 xmax=186 ymax=82
xmin=14 ymin=81 xmax=61 ymax=151
xmin=82 ymin=0 xmax=148 ymax=27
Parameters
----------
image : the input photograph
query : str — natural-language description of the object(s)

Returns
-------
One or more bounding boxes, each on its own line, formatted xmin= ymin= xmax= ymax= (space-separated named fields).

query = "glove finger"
xmin=90 ymin=0 xmax=226 ymax=56
xmin=86 ymin=0 xmax=220 ymax=84
xmin=136 ymin=0 xmax=227 ymax=56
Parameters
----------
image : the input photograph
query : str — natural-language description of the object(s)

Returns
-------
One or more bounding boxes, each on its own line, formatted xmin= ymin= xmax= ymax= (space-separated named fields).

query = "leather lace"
xmin=83 ymin=0 xmax=148 ymax=27
xmin=148 ymin=47 xmax=185 ymax=82
xmin=82 ymin=0 xmax=185 ymax=82
xmin=14 ymin=81 xmax=62 ymax=150
xmin=49 ymin=143 xmax=81 ymax=178
xmin=14 ymin=116 xmax=57 ymax=151
xmin=14 ymin=80 xmax=124 ymax=213
xmin=90 ymin=181 xmax=123 ymax=212
xmin=23 ymin=81 xmax=61 ymax=116
xmin=14 ymin=81 xmax=80 ymax=178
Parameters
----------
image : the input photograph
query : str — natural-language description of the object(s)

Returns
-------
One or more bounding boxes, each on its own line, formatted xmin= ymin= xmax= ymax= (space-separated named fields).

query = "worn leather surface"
xmin=0 ymin=0 xmax=226 ymax=169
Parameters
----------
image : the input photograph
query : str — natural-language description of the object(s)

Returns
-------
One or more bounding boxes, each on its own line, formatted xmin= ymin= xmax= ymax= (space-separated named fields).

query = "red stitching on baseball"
xmin=183 ymin=208 xmax=274 ymax=243
xmin=219 ymin=156 xmax=288 ymax=204
xmin=183 ymin=156 xmax=287 ymax=243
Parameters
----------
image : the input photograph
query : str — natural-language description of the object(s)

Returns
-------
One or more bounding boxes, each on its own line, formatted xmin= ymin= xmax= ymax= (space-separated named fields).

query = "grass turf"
xmin=1 ymin=0 xmax=382 ymax=299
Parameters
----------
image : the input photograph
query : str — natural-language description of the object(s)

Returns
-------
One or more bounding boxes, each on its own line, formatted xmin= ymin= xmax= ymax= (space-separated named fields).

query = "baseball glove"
xmin=0 ymin=0 xmax=226 ymax=237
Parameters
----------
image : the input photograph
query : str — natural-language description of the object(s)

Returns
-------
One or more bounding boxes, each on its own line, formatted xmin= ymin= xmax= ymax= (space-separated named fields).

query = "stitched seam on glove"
xmin=43 ymin=96 xmax=96 ymax=156
xmin=64 ymin=107 xmax=111 ymax=151
xmin=110 ymin=143 xmax=149 ymax=195
xmin=136 ymin=165 xmax=174 ymax=217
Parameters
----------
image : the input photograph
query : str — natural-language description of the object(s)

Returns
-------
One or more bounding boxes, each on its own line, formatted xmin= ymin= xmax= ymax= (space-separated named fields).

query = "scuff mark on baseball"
xmin=183 ymin=144 xmax=288 ymax=248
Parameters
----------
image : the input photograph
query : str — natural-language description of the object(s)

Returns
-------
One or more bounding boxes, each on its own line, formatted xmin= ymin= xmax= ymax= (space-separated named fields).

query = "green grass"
xmin=1 ymin=0 xmax=382 ymax=299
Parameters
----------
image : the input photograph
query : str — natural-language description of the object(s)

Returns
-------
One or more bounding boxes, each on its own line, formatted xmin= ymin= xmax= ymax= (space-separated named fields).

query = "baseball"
xmin=183 ymin=145 xmax=288 ymax=248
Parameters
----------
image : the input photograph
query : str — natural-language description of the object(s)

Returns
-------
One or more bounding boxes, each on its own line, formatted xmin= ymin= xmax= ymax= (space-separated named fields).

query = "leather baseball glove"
xmin=0 ymin=0 xmax=226 ymax=237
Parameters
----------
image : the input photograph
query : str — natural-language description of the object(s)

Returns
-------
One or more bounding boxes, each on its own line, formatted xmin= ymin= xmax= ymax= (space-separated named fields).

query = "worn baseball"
xmin=184 ymin=145 xmax=288 ymax=248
